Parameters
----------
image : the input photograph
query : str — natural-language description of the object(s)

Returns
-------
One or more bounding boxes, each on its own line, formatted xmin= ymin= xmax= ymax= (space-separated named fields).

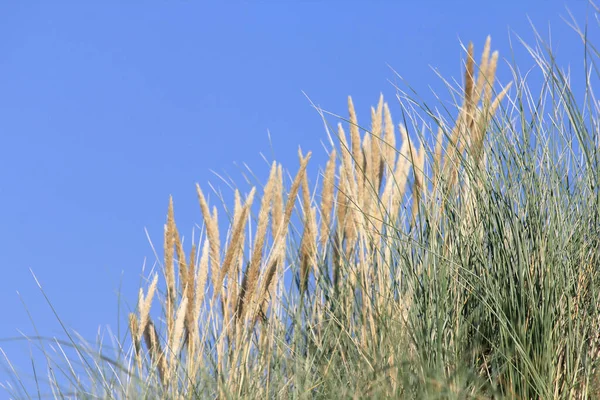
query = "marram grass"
xmin=3 ymin=24 xmax=600 ymax=400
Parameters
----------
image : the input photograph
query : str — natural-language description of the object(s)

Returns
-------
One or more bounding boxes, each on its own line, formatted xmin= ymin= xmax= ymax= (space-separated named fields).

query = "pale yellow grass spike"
xmin=193 ymin=239 xmax=209 ymax=330
xmin=382 ymin=124 xmax=410 ymax=224
xmin=362 ymin=133 xmax=372 ymax=214
xmin=143 ymin=319 xmax=167 ymax=388
xmin=473 ymin=36 xmax=492 ymax=105
xmin=226 ymin=190 xmax=243 ymax=318
xmin=215 ymin=187 xmax=256 ymax=300
xmin=382 ymin=103 xmax=396 ymax=174
xmin=128 ymin=313 xmax=142 ymax=374
xmin=184 ymin=242 xmax=197 ymax=366
xmin=370 ymin=94 xmax=384 ymax=194
xmin=484 ymin=51 xmax=499 ymax=108
xmin=173 ymin=227 xmax=188 ymax=296
xmin=337 ymin=124 xmax=359 ymax=245
xmin=236 ymin=163 xmax=277 ymax=321
xmin=195 ymin=185 xmax=222 ymax=293
xmin=464 ymin=42 xmax=475 ymax=112
xmin=167 ymin=296 xmax=188 ymax=384
xmin=138 ymin=273 xmax=159 ymax=341
xmin=256 ymin=152 xmax=311 ymax=318
xmin=271 ymin=165 xmax=284 ymax=240
xmin=411 ymin=140 xmax=426 ymax=225
xmin=299 ymin=149 xmax=316 ymax=294
xmin=319 ymin=149 xmax=337 ymax=247
xmin=338 ymin=123 xmax=355 ymax=198
xmin=164 ymin=197 xmax=176 ymax=341
xmin=348 ymin=96 xmax=363 ymax=208
xmin=335 ymin=162 xmax=348 ymax=238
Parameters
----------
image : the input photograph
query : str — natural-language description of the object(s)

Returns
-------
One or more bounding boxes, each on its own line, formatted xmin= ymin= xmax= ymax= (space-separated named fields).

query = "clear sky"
xmin=0 ymin=0 xmax=595 ymax=393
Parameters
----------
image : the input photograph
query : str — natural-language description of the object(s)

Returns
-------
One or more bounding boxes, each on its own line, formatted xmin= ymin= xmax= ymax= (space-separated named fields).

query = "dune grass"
xmin=3 ymin=13 xmax=600 ymax=400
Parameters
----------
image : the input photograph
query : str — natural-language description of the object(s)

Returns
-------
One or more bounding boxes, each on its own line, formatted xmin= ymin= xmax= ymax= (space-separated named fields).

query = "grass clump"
xmin=3 ymin=13 xmax=600 ymax=400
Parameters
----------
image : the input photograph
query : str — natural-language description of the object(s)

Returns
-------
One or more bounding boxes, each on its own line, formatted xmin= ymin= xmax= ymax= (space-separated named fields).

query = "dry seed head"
xmin=464 ymin=42 xmax=475 ymax=111
xmin=196 ymin=185 xmax=222 ymax=292
xmin=216 ymin=187 xmax=256 ymax=298
xmin=271 ymin=165 xmax=284 ymax=238
xmin=348 ymin=96 xmax=363 ymax=206
xmin=164 ymin=197 xmax=176 ymax=339
xmin=319 ymin=149 xmax=337 ymax=247
xmin=484 ymin=50 xmax=499 ymax=107
xmin=128 ymin=313 xmax=142 ymax=372
xmin=236 ymin=163 xmax=277 ymax=320
xmin=299 ymin=151 xmax=316 ymax=294
xmin=174 ymin=227 xmax=188 ymax=295
xmin=383 ymin=103 xmax=396 ymax=174
xmin=167 ymin=296 xmax=188 ymax=380
xmin=185 ymin=242 xmax=197 ymax=348
xmin=143 ymin=319 xmax=167 ymax=388
xmin=194 ymin=239 xmax=210 ymax=329
xmin=138 ymin=273 xmax=159 ymax=340
xmin=474 ymin=36 xmax=492 ymax=105
xmin=371 ymin=94 xmax=384 ymax=193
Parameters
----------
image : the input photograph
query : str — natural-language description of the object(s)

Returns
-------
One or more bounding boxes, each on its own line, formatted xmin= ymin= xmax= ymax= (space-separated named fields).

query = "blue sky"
xmin=0 ymin=0 xmax=595 ymax=393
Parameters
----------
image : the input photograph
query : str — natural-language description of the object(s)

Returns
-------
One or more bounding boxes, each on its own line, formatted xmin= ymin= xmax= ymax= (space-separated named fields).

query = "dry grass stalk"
xmin=164 ymin=197 xmax=177 ymax=341
xmin=167 ymin=296 xmax=188 ymax=385
xmin=382 ymin=102 xmax=397 ymax=175
xmin=348 ymin=96 xmax=363 ymax=208
xmin=319 ymin=149 xmax=337 ymax=248
xmin=185 ymin=242 xmax=197 ymax=351
xmin=215 ymin=187 xmax=256 ymax=300
xmin=370 ymin=94 xmax=385 ymax=195
xmin=381 ymin=124 xmax=410 ymax=227
xmin=138 ymin=273 xmax=159 ymax=341
xmin=143 ymin=319 xmax=167 ymax=388
xmin=236 ymin=163 xmax=277 ymax=322
xmin=271 ymin=165 xmax=284 ymax=242
xmin=299 ymin=149 xmax=317 ymax=294
xmin=196 ymin=185 xmax=222 ymax=294
xmin=258 ymin=152 xmax=312 ymax=317
xmin=128 ymin=313 xmax=142 ymax=373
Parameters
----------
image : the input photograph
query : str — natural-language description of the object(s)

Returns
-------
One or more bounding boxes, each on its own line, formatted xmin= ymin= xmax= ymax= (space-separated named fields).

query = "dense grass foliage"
xmin=3 ymin=18 xmax=600 ymax=400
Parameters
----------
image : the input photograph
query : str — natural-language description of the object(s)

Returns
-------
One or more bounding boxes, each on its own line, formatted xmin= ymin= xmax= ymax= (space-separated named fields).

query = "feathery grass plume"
xmin=173 ymin=227 xmax=189 ymax=302
xmin=381 ymin=124 xmax=410 ymax=226
xmin=348 ymin=96 xmax=363 ymax=208
xmin=166 ymin=296 xmax=188 ymax=386
xmin=236 ymin=162 xmax=277 ymax=322
xmin=382 ymin=102 xmax=396 ymax=174
xmin=473 ymin=36 xmax=492 ymax=105
xmin=299 ymin=149 xmax=317 ymax=294
xmin=370 ymin=94 xmax=385 ymax=195
xmin=361 ymin=133 xmax=373 ymax=216
xmin=143 ymin=319 xmax=167 ymax=388
xmin=196 ymin=185 xmax=222 ymax=294
xmin=128 ymin=313 xmax=142 ymax=373
xmin=319 ymin=148 xmax=337 ymax=247
xmin=137 ymin=273 xmax=159 ymax=342
xmin=337 ymin=124 xmax=359 ymax=247
xmin=164 ymin=197 xmax=176 ymax=342
xmin=184 ymin=242 xmax=196 ymax=350
xmin=258 ymin=152 xmax=311 ymax=317
xmin=271 ymin=165 xmax=284 ymax=240
xmin=483 ymin=50 xmax=499 ymax=107
xmin=193 ymin=240 xmax=209 ymax=341
xmin=215 ymin=187 xmax=256 ymax=301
